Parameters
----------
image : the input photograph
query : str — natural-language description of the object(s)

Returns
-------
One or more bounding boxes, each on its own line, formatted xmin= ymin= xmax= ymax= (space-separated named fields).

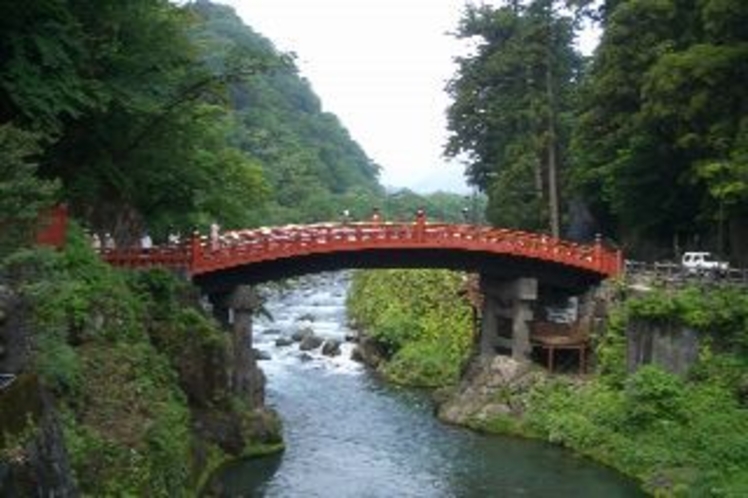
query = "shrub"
xmin=623 ymin=365 xmax=686 ymax=428
xmin=347 ymin=269 xmax=474 ymax=387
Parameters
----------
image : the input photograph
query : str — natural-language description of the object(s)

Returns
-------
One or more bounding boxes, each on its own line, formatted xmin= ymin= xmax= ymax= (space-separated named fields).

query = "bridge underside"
xmin=192 ymin=247 xmax=606 ymax=293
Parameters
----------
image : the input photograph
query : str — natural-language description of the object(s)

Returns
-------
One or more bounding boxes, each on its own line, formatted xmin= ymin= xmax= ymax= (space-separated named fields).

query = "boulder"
xmin=321 ymin=339 xmax=341 ymax=357
xmin=436 ymin=355 xmax=547 ymax=426
xmin=275 ymin=337 xmax=294 ymax=347
xmin=296 ymin=313 xmax=316 ymax=322
xmin=291 ymin=327 xmax=314 ymax=342
xmin=350 ymin=347 xmax=364 ymax=363
xmin=262 ymin=328 xmax=282 ymax=336
xmin=253 ymin=348 xmax=271 ymax=361
xmin=350 ymin=336 xmax=385 ymax=368
xmin=299 ymin=334 xmax=323 ymax=351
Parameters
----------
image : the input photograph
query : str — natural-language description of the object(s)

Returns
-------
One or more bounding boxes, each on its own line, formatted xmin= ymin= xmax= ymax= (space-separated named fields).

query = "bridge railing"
xmin=98 ymin=222 xmax=621 ymax=278
xmin=101 ymin=245 xmax=191 ymax=269
xmin=189 ymin=222 xmax=622 ymax=278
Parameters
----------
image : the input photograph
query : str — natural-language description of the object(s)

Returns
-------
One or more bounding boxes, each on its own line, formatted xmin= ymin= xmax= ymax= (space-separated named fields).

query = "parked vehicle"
xmin=681 ymin=251 xmax=729 ymax=275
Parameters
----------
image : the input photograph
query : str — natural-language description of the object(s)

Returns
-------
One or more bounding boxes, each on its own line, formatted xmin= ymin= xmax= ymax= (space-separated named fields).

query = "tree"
xmin=445 ymin=1 xmax=581 ymax=235
xmin=571 ymin=0 xmax=748 ymax=259
xmin=0 ymin=124 xmax=59 ymax=255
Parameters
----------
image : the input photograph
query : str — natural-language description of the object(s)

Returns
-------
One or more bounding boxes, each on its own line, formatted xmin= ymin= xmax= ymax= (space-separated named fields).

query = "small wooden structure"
xmin=530 ymin=319 xmax=590 ymax=374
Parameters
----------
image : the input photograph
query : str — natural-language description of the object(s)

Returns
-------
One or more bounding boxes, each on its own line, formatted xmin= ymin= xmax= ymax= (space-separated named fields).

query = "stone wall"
xmin=626 ymin=319 xmax=699 ymax=376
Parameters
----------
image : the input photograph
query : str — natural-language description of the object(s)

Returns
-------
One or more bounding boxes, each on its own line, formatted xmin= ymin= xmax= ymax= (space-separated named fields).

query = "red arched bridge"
xmin=97 ymin=221 xmax=621 ymax=291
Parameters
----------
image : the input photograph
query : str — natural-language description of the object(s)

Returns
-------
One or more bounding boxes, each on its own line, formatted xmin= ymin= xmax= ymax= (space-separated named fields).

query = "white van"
xmin=681 ymin=251 xmax=729 ymax=275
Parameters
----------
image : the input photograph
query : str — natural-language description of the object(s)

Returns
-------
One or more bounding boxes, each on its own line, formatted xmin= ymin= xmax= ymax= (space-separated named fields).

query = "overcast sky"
xmin=217 ymin=1 xmax=599 ymax=195
xmin=219 ymin=0 xmax=473 ymax=194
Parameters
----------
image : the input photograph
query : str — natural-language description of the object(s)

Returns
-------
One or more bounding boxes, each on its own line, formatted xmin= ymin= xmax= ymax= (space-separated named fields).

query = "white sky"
xmin=216 ymin=1 xmax=600 ymax=195
xmin=218 ymin=0 xmax=473 ymax=194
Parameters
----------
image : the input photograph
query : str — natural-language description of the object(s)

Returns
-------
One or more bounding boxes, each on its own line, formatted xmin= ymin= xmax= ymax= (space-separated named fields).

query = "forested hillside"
xmin=189 ymin=1 xmax=384 ymax=224
xmin=446 ymin=0 xmax=748 ymax=263
xmin=0 ymin=0 xmax=387 ymax=250
xmin=0 ymin=1 xmax=472 ymax=494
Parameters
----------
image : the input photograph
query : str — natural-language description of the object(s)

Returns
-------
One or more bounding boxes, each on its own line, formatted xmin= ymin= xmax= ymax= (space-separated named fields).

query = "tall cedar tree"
xmin=571 ymin=0 xmax=748 ymax=260
xmin=445 ymin=0 xmax=581 ymax=236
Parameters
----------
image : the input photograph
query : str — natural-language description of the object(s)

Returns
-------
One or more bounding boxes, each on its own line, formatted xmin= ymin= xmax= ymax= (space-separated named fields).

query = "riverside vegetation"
xmin=0 ymin=225 xmax=283 ymax=495
xmin=3 ymin=0 xmax=748 ymax=494
xmin=347 ymin=269 xmax=748 ymax=496
xmin=0 ymin=2 xmax=473 ymax=493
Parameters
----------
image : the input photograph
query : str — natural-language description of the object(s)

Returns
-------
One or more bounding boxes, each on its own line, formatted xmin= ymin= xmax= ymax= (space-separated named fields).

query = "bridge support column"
xmin=209 ymin=286 xmax=265 ymax=408
xmin=208 ymin=291 xmax=231 ymax=329
xmin=479 ymin=276 xmax=537 ymax=360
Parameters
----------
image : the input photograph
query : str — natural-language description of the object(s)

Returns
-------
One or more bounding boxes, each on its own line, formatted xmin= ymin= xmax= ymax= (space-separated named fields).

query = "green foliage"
xmin=6 ymin=225 xmax=145 ymax=345
xmin=0 ymin=224 xmax=245 ymax=495
xmin=0 ymin=0 xmax=95 ymax=131
xmin=383 ymin=341 xmax=462 ymax=387
xmin=627 ymin=286 xmax=748 ymax=354
xmin=593 ymin=308 xmax=628 ymax=386
xmin=571 ymin=0 xmax=748 ymax=254
xmin=34 ymin=331 xmax=81 ymax=395
xmin=446 ymin=1 xmax=581 ymax=233
xmin=0 ymin=124 xmax=59 ymax=255
xmin=476 ymin=285 xmax=748 ymax=495
xmin=514 ymin=369 xmax=748 ymax=495
xmin=61 ymin=343 xmax=191 ymax=496
xmin=623 ymin=366 xmax=686 ymax=428
xmin=348 ymin=269 xmax=474 ymax=387
xmin=188 ymin=2 xmax=383 ymax=227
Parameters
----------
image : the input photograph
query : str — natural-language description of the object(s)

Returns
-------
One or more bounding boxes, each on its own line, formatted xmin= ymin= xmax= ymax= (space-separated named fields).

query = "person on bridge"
xmin=91 ymin=232 xmax=101 ymax=251
xmin=104 ymin=232 xmax=116 ymax=250
xmin=167 ymin=229 xmax=181 ymax=247
xmin=415 ymin=208 xmax=426 ymax=225
xmin=210 ymin=222 xmax=220 ymax=251
xmin=371 ymin=208 xmax=382 ymax=224
xmin=140 ymin=233 xmax=153 ymax=250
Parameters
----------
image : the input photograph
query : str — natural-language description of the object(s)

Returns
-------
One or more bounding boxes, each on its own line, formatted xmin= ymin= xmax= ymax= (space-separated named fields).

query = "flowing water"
xmin=214 ymin=272 xmax=645 ymax=498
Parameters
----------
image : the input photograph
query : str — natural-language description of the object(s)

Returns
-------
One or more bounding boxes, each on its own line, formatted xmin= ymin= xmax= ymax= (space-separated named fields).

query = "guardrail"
xmin=624 ymin=260 xmax=748 ymax=288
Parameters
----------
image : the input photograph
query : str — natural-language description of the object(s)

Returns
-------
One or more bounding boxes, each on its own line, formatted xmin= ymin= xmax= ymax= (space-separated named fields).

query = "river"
xmin=214 ymin=272 xmax=645 ymax=497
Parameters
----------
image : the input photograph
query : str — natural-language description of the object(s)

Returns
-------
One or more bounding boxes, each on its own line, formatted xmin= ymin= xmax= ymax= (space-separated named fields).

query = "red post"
xmin=593 ymin=233 xmax=603 ymax=273
xmin=35 ymin=204 xmax=68 ymax=248
xmin=190 ymin=231 xmax=202 ymax=273
xmin=615 ymin=249 xmax=626 ymax=277
xmin=415 ymin=208 xmax=426 ymax=242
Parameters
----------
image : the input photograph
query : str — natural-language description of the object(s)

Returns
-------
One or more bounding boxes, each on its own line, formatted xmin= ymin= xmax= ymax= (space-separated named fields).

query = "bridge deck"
xmin=100 ymin=222 xmax=622 ymax=280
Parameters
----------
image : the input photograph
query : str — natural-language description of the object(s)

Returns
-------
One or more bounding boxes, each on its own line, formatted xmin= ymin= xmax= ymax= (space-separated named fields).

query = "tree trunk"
xmin=545 ymin=17 xmax=560 ymax=238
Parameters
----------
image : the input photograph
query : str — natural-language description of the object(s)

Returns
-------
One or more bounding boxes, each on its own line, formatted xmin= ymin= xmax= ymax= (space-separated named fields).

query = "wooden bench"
xmin=530 ymin=320 xmax=590 ymax=374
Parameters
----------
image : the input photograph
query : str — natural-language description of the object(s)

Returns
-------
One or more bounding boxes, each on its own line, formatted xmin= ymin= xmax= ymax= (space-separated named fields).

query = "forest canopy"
xmin=445 ymin=0 xmax=748 ymax=262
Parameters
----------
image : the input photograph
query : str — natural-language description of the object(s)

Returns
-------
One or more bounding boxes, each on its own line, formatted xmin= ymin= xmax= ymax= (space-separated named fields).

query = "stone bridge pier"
xmin=207 ymin=286 xmax=265 ymax=408
xmin=478 ymin=275 xmax=538 ymax=360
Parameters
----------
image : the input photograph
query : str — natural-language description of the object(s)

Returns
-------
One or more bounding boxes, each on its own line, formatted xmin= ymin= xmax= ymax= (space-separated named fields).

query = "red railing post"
xmin=35 ymin=204 xmax=68 ymax=248
xmin=190 ymin=231 xmax=202 ymax=273
xmin=615 ymin=249 xmax=624 ymax=277
xmin=415 ymin=209 xmax=426 ymax=242
xmin=593 ymin=233 xmax=603 ymax=273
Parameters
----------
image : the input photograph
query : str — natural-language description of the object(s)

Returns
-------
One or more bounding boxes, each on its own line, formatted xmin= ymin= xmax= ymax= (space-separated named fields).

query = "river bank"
xmin=349 ymin=269 xmax=748 ymax=497
xmin=210 ymin=271 xmax=644 ymax=496
xmin=0 ymin=230 xmax=282 ymax=496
